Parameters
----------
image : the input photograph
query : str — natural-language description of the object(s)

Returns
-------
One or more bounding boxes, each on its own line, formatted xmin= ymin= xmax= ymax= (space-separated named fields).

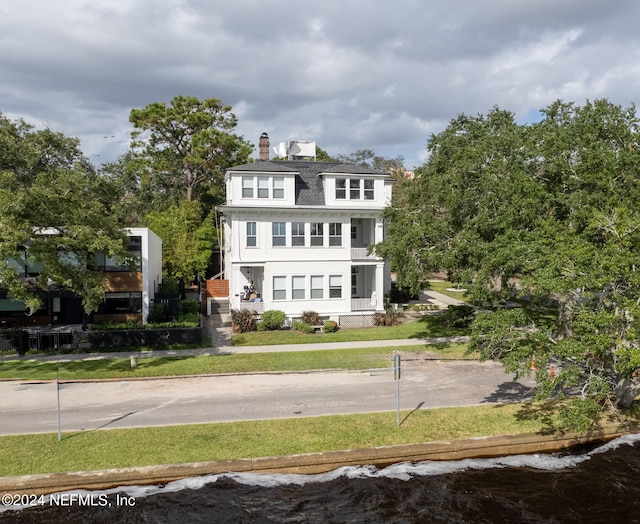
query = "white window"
xmin=292 ymin=275 xmax=305 ymax=300
xmin=329 ymin=223 xmax=342 ymax=246
xmin=329 ymin=275 xmax=342 ymax=298
xmin=242 ymin=176 xmax=253 ymax=198
xmin=364 ymin=179 xmax=374 ymax=200
xmin=246 ymin=222 xmax=257 ymax=247
xmin=258 ymin=176 xmax=269 ymax=198
xmin=292 ymin=222 xmax=305 ymax=246
xmin=272 ymin=222 xmax=286 ymax=246
xmin=311 ymin=275 xmax=324 ymax=299
xmin=273 ymin=276 xmax=286 ymax=300
xmin=273 ymin=177 xmax=285 ymax=198
xmin=351 ymin=267 xmax=358 ymax=295
xmin=350 ymin=179 xmax=360 ymax=199
xmin=310 ymin=223 xmax=323 ymax=246
xmin=336 ymin=178 xmax=346 ymax=199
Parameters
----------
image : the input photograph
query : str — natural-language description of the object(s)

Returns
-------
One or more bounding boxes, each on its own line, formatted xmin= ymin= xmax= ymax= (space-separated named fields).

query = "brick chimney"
xmin=259 ymin=132 xmax=270 ymax=161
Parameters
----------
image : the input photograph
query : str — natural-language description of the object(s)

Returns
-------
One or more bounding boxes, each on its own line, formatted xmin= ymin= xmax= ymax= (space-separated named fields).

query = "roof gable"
xmin=227 ymin=160 xmax=389 ymax=206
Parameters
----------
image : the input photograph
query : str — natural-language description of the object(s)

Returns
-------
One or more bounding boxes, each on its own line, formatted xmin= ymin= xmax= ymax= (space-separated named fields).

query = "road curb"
xmin=1 ymin=423 xmax=637 ymax=496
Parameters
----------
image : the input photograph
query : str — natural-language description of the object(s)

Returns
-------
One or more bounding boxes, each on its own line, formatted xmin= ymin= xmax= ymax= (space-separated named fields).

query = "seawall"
xmin=1 ymin=422 xmax=637 ymax=496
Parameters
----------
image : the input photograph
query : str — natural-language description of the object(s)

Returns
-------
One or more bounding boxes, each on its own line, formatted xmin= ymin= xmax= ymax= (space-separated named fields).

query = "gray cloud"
xmin=2 ymin=0 xmax=640 ymax=169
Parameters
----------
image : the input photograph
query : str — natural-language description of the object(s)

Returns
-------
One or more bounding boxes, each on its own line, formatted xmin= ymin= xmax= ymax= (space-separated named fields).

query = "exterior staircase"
xmin=204 ymin=279 xmax=231 ymax=347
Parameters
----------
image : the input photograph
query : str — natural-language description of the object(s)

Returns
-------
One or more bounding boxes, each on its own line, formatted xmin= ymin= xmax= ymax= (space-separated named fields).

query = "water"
xmin=3 ymin=434 xmax=640 ymax=523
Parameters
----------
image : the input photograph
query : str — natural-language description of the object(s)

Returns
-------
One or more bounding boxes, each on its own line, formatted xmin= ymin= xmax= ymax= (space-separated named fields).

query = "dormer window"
xmin=258 ymin=176 xmax=269 ymax=198
xmin=273 ymin=177 xmax=285 ymax=198
xmin=242 ymin=176 xmax=253 ymax=198
xmin=335 ymin=178 xmax=375 ymax=200
xmin=336 ymin=179 xmax=346 ymax=199
xmin=241 ymin=175 xmax=286 ymax=199
xmin=364 ymin=179 xmax=374 ymax=200
xmin=350 ymin=179 xmax=360 ymax=199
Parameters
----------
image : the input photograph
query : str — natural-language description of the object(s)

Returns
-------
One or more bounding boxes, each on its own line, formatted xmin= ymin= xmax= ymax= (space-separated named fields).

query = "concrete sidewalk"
xmin=0 ymin=336 xmax=470 ymax=363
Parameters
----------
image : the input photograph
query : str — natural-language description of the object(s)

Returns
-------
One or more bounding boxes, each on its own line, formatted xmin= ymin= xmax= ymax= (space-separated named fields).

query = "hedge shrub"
xmin=260 ymin=310 xmax=286 ymax=330
xmin=323 ymin=320 xmax=338 ymax=333
xmin=293 ymin=320 xmax=314 ymax=334
xmin=443 ymin=304 xmax=475 ymax=328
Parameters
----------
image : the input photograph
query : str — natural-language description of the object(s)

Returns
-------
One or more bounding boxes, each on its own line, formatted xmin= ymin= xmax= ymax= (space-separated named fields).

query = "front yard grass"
xmin=0 ymin=343 xmax=472 ymax=381
xmin=0 ymin=403 xmax=563 ymax=477
xmin=232 ymin=313 xmax=467 ymax=346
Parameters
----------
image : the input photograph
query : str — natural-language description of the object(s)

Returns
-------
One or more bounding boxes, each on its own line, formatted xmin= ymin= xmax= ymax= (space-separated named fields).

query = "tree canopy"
xmin=377 ymin=99 xmax=640 ymax=429
xmin=145 ymin=200 xmax=217 ymax=281
xmin=0 ymin=114 xmax=130 ymax=316
xmin=336 ymin=148 xmax=405 ymax=179
xmin=128 ymin=95 xmax=253 ymax=205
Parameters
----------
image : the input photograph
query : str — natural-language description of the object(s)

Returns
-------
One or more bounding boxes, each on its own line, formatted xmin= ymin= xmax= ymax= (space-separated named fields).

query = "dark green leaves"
xmin=381 ymin=99 xmax=640 ymax=428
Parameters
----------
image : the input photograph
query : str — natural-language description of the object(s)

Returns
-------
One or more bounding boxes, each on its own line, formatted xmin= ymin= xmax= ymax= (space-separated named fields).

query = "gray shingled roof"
xmin=227 ymin=160 xmax=388 ymax=206
xmin=226 ymin=160 xmax=299 ymax=173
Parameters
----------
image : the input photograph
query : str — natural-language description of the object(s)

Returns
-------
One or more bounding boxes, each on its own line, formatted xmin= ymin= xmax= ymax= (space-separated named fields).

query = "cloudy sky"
xmin=2 ymin=0 xmax=639 ymax=169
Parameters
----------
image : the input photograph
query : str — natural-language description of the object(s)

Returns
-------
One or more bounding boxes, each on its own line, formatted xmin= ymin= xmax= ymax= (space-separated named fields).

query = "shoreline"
xmin=2 ymin=422 xmax=637 ymax=496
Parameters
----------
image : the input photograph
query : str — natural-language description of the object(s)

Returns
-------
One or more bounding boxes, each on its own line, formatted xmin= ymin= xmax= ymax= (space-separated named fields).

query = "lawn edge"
xmin=2 ymin=422 xmax=637 ymax=496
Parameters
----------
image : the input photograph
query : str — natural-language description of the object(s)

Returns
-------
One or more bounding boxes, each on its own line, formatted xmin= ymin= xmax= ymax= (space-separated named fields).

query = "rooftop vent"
xmin=273 ymin=140 xmax=316 ymax=160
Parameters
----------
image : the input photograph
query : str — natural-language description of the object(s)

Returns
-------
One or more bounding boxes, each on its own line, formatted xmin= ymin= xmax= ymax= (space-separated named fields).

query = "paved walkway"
xmin=0 ymin=336 xmax=470 ymax=363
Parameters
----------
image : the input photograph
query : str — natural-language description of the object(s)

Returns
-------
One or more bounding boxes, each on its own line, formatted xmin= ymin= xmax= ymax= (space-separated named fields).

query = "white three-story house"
xmin=219 ymin=160 xmax=393 ymax=326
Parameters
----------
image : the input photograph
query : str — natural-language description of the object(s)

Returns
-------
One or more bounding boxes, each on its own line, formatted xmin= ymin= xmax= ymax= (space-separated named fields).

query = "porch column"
xmin=374 ymin=218 xmax=384 ymax=244
xmin=375 ymin=261 xmax=385 ymax=311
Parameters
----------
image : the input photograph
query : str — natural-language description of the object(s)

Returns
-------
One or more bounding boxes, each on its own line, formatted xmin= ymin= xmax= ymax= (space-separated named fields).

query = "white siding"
xmin=222 ymin=165 xmax=392 ymax=319
xmin=226 ymin=172 xmax=297 ymax=207
xmin=126 ymin=227 xmax=162 ymax=324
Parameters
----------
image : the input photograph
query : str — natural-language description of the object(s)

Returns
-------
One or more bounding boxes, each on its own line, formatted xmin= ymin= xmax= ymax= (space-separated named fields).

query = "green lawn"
xmin=426 ymin=280 xmax=470 ymax=301
xmin=0 ymin=404 xmax=561 ymax=477
xmin=0 ymin=343 xmax=472 ymax=381
xmin=232 ymin=313 xmax=467 ymax=346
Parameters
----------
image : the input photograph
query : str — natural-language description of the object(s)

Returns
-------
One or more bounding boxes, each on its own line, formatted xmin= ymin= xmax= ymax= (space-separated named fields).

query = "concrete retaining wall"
xmin=1 ymin=422 xmax=637 ymax=496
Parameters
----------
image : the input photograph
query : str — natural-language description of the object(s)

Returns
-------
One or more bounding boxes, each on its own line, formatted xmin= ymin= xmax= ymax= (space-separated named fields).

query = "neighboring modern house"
xmin=0 ymin=227 xmax=162 ymax=327
xmin=216 ymin=160 xmax=393 ymax=326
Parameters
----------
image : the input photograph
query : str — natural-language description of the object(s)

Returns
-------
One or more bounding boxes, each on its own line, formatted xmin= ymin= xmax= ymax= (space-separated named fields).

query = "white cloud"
xmin=1 ymin=0 xmax=640 ymax=170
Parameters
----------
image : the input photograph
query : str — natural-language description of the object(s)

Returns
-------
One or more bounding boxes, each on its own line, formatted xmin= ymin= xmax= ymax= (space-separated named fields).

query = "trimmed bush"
xmin=323 ymin=320 xmax=338 ymax=333
xmin=302 ymin=311 xmax=319 ymax=325
xmin=260 ymin=310 xmax=286 ymax=330
xmin=293 ymin=320 xmax=314 ymax=334
xmin=231 ymin=309 xmax=257 ymax=333
xmin=161 ymin=277 xmax=179 ymax=293
xmin=442 ymin=304 xmax=475 ymax=328
xmin=147 ymin=303 xmax=166 ymax=324
xmin=389 ymin=282 xmax=419 ymax=303
xmin=178 ymin=299 xmax=200 ymax=324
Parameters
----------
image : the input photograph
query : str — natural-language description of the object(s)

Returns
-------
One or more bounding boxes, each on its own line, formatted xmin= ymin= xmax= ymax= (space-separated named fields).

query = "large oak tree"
xmin=377 ymin=99 xmax=640 ymax=429
xmin=0 ymin=114 xmax=130 ymax=318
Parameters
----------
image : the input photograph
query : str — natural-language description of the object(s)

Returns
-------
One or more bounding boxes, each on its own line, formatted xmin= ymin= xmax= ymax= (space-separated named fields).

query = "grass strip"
xmin=0 ymin=404 xmax=565 ymax=477
xmin=0 ymin=344 xmax=472 ymax=381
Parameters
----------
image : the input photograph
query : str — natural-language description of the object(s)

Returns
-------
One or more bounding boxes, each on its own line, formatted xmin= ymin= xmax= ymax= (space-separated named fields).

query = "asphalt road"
xmin=0 ymin=359 xmax=534 ymax=435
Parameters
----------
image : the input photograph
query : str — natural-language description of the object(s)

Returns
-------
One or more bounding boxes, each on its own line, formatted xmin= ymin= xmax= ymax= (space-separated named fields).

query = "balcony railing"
xmin=351 ymin=298 xmax=374 ymax=311
xmin=351 ymin=248 xmax=378 ymax=260
xmin=238 ymin=301 xmax=265 ymax=313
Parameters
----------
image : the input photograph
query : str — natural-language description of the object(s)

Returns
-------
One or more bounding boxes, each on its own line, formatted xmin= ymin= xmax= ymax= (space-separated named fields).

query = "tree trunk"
xmin=556 ymin=294 xmax=573 ymax=341
xmin=613 ymin=378 xmax=640 ymax=409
